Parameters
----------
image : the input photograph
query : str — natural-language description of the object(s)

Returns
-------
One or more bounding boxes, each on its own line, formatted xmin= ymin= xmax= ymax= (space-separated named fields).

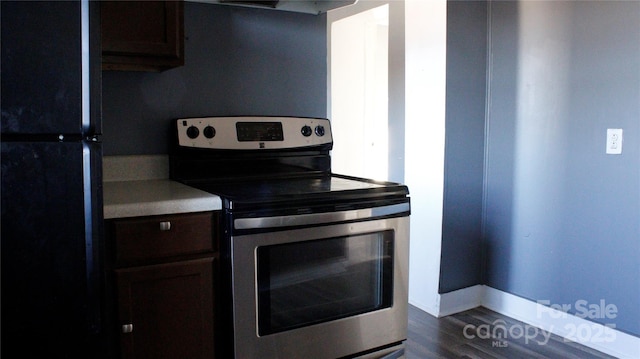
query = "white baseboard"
xmin=437 ymin=284 xmax=484 ymax=317
xmin=408 ymin=297 xmax=440 ymax=318
xmin=435 ymin=285 xmax=640 ymax=359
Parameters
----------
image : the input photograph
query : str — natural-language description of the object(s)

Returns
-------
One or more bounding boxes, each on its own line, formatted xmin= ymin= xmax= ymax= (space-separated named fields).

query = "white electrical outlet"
xmin=606 ymin=128 xmax=623 ymax=155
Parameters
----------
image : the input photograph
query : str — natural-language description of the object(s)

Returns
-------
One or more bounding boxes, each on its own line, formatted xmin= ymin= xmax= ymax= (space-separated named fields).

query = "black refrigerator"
xmin=1 ymin=1 xmax=106 ymax=357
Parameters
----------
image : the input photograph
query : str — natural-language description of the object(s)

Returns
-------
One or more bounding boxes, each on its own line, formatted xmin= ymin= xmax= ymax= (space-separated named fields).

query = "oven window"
xmin=256 ymin=231 xmax=394 ymax=336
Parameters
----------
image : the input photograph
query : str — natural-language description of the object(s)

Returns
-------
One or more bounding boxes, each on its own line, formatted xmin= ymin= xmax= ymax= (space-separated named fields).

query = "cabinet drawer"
xmin=113 ymin=212 xmax=213 ymax=263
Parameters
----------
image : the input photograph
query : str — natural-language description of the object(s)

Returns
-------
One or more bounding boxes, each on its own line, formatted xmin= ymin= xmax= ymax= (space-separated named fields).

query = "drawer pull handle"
xmin=122 ymin=324 xmax=133 ymax=334
xmin=159 ymin=221 xmax=171 ymax=231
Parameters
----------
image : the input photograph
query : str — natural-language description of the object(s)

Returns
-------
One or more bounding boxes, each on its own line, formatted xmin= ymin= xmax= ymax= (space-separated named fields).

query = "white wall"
xmin=327 ymin=0 xmax=405 ymax=183
xmin=404 ymin=0 xmax=447 ymax=315
xmin=329 ymin=0 xmax=447 ymax=316
xmin=330 ymin=5 xmax=389 ymax=180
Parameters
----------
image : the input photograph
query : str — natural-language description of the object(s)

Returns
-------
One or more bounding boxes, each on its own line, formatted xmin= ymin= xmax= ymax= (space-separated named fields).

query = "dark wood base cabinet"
xmin=106 ymin=212 xmax=217 ymax=359
xmin=116 ymin=258 xmax=214 ymax=359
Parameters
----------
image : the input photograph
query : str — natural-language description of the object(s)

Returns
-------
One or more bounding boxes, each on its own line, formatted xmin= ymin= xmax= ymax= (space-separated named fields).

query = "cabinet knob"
xmin=159 ymin=221 xmax=171 ymax=231
xmin=122 ymin=324 xmax=133 ymax=334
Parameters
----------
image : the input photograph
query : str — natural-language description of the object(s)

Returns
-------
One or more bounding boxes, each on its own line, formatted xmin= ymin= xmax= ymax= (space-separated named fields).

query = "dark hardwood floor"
xmin=406 ymin=305 xmax=617 ymax=359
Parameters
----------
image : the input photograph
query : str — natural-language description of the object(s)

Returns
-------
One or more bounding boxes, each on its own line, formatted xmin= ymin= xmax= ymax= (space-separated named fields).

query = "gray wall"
xmin=439 ymin=0 xmax=487 ymax=293
xmin=102 ymin=2 xmax=327 ymax=155
xmin=484 ymin=0 xmax=639 ymax=335
xmin=103 ymin=0 xmax=640 ymax=337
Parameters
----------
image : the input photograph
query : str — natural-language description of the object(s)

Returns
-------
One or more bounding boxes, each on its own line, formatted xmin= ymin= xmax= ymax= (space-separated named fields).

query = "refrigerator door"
xmin=1 ymin=0 xmax=101 ymax=137
xmin=1 ymin=140 xmax=104 ymax=357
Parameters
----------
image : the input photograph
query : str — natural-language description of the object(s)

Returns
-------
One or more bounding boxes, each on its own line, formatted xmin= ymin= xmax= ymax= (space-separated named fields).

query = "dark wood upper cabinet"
xmin=101 ymin=1 xmax=184 ymax=71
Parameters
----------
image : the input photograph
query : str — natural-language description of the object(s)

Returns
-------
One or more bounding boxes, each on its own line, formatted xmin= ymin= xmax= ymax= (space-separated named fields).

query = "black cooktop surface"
xmin=183 ymin=173 xmax=408 ymax=207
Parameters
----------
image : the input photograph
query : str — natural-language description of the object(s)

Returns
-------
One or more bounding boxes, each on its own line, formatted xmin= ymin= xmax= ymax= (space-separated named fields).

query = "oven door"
xmin=230 ymin=209 xmax=409 ymax=359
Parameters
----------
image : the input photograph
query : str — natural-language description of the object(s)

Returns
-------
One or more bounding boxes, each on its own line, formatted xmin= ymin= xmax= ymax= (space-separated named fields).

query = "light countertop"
xmin=103 ymin=155 xmax=221 ymax=219
xmin=103 ymin=179 xmax=221 ymax=219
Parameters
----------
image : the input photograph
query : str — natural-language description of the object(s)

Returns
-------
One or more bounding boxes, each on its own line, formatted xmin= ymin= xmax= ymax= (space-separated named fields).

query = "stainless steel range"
xmin=170 ymin=116 xmax=410 ymax=359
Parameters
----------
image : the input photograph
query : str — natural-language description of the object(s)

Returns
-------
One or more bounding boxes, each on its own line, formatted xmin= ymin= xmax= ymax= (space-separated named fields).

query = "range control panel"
xmin=176 ymin=116 xmax=333 ymax=150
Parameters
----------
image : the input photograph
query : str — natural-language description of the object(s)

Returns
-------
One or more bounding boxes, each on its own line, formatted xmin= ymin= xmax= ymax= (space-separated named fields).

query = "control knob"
xmin=186 ymin=126 xmax=200 ymax=139
xmin=203 ymin=125 xmax=216 ymax=139
xmin=315 ymin=125 xmax=325 ymax=137
xmin=301 ymin=125 xmax=312 ymax=137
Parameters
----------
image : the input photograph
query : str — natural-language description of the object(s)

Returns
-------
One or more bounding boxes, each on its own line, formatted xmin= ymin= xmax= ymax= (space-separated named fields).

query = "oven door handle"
xmin=234 ymin=202 xmax=410 ymax=230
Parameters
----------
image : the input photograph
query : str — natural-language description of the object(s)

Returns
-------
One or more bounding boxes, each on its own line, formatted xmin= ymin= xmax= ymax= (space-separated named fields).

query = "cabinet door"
xmin=101 ymin=1 xmax=184 ymax=71
xmin=116 ymin=257 xmax=214 ymax=359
